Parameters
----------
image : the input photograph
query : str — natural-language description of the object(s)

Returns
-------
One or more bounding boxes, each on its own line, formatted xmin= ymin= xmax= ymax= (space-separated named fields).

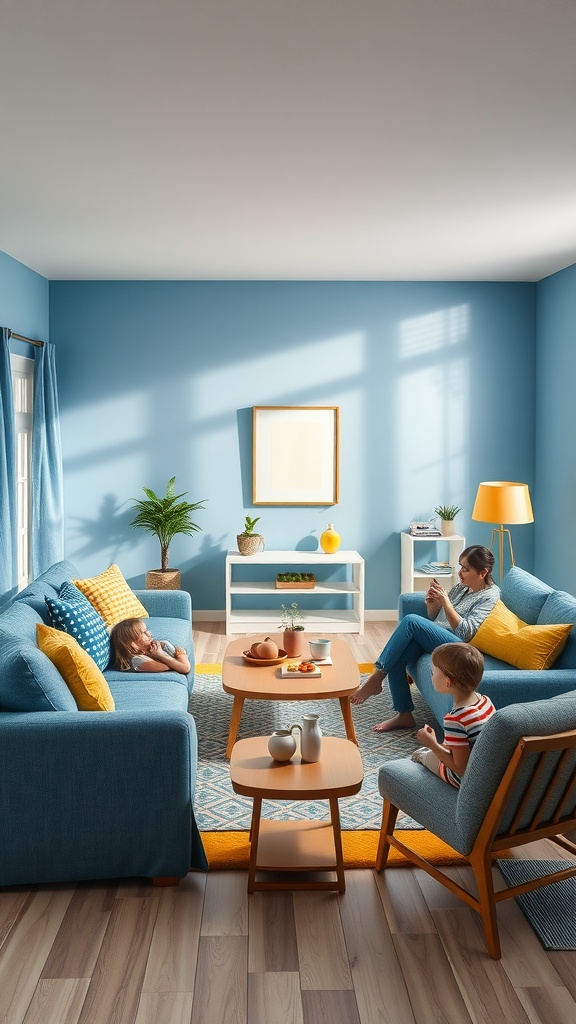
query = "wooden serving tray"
xmin=275 ymin=575 xmax=316 ymax=589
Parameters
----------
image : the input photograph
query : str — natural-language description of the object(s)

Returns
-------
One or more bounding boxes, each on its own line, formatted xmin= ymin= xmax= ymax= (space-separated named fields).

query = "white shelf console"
xmin=401 ymin=532 xmax=466 ymax=594
xmin=225 ymin=549 xmax=365 ymax=635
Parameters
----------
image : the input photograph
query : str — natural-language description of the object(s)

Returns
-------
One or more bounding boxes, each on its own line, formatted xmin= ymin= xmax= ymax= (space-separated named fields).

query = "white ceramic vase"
xmin=291 ymin=713 xmax=322 ymax=763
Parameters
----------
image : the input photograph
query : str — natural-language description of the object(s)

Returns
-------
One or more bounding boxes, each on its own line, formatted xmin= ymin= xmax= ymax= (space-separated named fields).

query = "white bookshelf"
xmin=225 ymin=549 xmax=365 ymax=634
xmin=401 ymin=532 xmax=466 ymax=593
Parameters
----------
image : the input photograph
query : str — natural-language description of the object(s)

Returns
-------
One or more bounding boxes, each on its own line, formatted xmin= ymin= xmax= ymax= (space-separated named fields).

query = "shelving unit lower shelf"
xmin=225 ymin=550 xmax=365 ymax=635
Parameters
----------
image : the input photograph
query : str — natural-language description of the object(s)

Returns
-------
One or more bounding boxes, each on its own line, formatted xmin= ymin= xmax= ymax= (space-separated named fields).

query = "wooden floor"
xmin=1 ymin=622 xmax=575 ymax=1024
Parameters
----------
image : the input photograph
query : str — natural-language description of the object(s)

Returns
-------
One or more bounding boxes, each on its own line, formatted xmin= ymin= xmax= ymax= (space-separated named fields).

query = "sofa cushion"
xmin=72 ymin=564 xmax=148 ymax=628
xmin=471 ymin=600 xmax=572 ymax=670
xmin=36 ymin=624 xmax=115 ymax=711
xmin=0 ymin=636 xmax=78 ymax=712
xmin=537 ymin=590 xmax=576 ymax=669
xmin=499 ymin=566 xmax=553 ymax=624
xmin=46 ymin=582 xmax=111 ymax=671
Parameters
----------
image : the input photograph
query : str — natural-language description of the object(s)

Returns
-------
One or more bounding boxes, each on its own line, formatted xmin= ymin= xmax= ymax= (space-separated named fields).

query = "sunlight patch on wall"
xmin=399 ymin=304 xmax=469 ymax=360
xmin=191 ymin=332 xmax=364 ymax=417
xmin=396 ymin=306 xmax=469 ymax=524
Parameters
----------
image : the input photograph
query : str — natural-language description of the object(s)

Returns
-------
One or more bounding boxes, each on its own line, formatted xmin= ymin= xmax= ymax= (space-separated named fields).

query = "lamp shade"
xmin=472 ymin=481 xmax=534 ymax=524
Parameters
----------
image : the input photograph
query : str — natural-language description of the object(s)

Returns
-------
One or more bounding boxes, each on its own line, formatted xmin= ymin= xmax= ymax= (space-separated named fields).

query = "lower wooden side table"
xmin=229 ymin=735 xmax=364 ymax=893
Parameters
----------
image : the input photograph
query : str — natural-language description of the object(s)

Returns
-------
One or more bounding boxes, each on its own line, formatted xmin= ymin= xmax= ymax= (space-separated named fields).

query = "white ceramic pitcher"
xmin=291 ymin=713 xmax=322 ymax=763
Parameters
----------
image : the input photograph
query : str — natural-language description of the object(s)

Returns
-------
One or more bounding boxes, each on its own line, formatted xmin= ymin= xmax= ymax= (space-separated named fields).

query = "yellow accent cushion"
xmin=36 ymin=624 xmax=115 ymax=711
xmin=72 ymin=564 xmax=147 ymax=628
xmin=471 ymin=600 xmax=573 ymax=670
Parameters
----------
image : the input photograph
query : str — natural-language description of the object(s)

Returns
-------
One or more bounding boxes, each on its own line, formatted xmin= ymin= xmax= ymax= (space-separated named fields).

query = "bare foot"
xmin=373 ymin=712 xmax=416 ymax=733
xmin=350 ymin=669 xmax=385 ymax=705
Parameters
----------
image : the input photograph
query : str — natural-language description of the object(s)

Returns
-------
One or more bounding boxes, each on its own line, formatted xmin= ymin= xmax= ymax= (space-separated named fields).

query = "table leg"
xmin=247 ymin=797 xmax=262 ymax=894
xmin=329 ymin=796 xmax=346 ymax=894
xmin=339 ymin=697 xmax=358 ymax=744
xmin=225 ymin=695 xmax=246 ymax=759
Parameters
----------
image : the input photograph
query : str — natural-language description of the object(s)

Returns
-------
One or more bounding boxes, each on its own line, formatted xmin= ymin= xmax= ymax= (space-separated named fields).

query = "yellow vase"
xmin=320 ymin=523 xmax=341 ymax=554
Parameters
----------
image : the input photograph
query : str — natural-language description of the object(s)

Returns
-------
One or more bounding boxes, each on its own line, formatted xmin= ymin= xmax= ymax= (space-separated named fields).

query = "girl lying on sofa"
xmin=110 ymin=618 xmax=190 ymax=674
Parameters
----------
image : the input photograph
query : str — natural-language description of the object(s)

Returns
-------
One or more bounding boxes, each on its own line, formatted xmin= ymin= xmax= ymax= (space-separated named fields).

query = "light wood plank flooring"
xmin=0 ymin=622 xmax=575 ymax=1024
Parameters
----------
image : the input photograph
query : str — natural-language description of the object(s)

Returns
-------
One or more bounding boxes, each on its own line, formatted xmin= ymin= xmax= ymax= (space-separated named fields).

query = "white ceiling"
xmin=2 ymin=0 xmax=576 ymax=281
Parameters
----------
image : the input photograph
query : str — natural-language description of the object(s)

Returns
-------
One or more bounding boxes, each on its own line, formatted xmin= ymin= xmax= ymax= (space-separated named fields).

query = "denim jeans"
xmin=375 ymin=613 xmax=460 ymax=713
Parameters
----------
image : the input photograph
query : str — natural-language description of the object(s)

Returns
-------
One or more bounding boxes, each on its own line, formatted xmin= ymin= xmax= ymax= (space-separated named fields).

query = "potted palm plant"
xmin=130 ymin=477 xmax=207 ymax=589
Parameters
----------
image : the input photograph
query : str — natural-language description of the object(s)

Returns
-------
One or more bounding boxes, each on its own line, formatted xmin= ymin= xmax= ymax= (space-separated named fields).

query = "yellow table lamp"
xmin=472 ymin=481 xmax=534 ymax=580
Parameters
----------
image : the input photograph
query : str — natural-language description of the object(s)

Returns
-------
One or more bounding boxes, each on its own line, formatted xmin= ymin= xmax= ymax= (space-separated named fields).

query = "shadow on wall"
xmin=68 ymin=493 xmax=135 ymax=562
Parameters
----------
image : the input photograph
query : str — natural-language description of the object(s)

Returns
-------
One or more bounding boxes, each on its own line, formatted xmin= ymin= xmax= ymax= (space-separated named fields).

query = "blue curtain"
xmin=31 ymin=341 xmax=64 ymax=576
xmin=0 ymin=328 xmax=18 ymax=603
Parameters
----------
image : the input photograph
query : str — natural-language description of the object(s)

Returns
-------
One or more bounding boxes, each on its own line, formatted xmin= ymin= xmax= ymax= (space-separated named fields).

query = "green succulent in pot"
xmin=434 ymin=504 xmax=462 ymax=521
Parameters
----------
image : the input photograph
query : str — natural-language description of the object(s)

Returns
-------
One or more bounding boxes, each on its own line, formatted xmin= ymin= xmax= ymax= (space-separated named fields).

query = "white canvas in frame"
xmin=252 ymin=406 xmax=339 ymax=506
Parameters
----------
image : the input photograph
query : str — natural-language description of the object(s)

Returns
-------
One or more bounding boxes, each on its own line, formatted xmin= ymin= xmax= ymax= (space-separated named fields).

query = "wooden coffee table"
xmin=229 ymin=735 xmax=363 ymax=892
xmin=222 ymin=634 xmax=360 ymax=758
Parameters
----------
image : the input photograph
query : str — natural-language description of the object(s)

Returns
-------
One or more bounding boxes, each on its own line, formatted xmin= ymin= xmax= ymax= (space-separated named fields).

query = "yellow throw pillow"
xmin=471 ymin=600 xmax=573 ymax=670
xmin=36 ymin=624 xmax=115 ymax=711
xmin=72 ymin=564 xmax=148 ymax=628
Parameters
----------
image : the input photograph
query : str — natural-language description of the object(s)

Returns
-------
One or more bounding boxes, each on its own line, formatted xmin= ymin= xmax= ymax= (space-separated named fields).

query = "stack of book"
xmin=409 ymin=521 xmax=442 ymax=538
xmin=418 ymin=562 xmax=453 ymax=576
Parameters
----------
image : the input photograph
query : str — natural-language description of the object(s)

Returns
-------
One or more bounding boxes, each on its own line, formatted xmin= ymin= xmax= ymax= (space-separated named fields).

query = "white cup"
xmin=309 ymin=638 xmax=331 ymax=660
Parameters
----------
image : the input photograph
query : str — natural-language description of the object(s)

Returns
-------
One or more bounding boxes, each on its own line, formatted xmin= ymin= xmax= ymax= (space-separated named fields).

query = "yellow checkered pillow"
xmin=72 ymin=564 xmax=148 ymax=628
xmin=471 ymin=600 xmax=573 ymax=670
xmin=36 ymin=624 xmax=115 ymax=711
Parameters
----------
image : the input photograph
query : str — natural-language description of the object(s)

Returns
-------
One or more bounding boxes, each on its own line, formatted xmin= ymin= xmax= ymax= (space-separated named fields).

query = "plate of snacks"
xmin=281 ymin=660 xmax=322 ymax=678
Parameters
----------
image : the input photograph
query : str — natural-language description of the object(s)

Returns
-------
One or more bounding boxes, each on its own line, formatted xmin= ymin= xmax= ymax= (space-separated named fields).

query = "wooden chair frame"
xmin=376 ymin=729 xmax=576 ymax=958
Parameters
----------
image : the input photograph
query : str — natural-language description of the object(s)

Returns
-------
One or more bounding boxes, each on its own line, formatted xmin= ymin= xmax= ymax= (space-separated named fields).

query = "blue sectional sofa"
xmin=0 ymin=560 xmax=207 ymax=886
xmin=400 ymin=566 xmax=576 ymax=727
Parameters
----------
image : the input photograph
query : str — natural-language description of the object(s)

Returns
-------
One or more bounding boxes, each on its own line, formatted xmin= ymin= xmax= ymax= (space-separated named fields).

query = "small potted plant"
xmin=275 ymin=571 xmax=316 ymax=590
xmin=434 ymin=504 xmax=462 ymax=537
xmin=130 ymin=477 xmax=207 ymax=589
xmin=237 ymin=515 xmax=265 ymax=556
xmin=279 ymin=602 xmax=305 ymax=658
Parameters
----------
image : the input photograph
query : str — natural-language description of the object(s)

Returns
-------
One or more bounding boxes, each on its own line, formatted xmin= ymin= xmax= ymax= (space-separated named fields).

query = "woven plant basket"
xmin=237 ymin=534 xmax=265 ymax=556
xmin=145 ymin=569 xmax=181 ymax=590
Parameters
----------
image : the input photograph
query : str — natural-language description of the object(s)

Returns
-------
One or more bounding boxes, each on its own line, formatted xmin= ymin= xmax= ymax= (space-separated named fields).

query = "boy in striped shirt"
xmin=411 ymin=642 xmax=495 ymax=788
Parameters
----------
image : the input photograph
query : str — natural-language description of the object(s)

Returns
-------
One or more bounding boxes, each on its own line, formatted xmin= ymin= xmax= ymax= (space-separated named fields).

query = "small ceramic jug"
xmin=291 ymin=714 xmax=322 ymax=763
xmin=268 ymin=728 xmax=297 ymax=762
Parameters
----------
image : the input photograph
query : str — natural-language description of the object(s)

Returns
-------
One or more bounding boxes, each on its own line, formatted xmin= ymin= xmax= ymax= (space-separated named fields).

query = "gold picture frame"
xmin=252 ymin=406 xmax=340 ymax=506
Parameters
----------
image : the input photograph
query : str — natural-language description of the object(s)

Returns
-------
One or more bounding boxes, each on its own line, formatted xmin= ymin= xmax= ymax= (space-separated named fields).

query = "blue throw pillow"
xmin=45 ymin=581 xmax=111 ymax=671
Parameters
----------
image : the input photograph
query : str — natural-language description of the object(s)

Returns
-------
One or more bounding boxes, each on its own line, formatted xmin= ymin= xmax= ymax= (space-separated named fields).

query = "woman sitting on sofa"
xmin=351 ymin=545 xmax=499 ymax=732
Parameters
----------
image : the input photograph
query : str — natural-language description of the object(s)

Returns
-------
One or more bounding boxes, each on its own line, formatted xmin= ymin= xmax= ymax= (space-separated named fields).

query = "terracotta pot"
xmin=283 ymin=629 xmax=305 ymax=658
xmin=146 ymin=569 xmax=181 ymax=590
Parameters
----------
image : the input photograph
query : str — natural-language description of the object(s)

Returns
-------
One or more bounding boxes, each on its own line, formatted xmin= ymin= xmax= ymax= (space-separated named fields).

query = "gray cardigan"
xmin=433 ymin=582 xmax=500 ymax=641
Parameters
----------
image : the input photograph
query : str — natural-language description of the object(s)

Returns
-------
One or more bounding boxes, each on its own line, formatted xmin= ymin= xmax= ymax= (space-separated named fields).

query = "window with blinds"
xmin=10 ymin=354 xmax=34 ymax=590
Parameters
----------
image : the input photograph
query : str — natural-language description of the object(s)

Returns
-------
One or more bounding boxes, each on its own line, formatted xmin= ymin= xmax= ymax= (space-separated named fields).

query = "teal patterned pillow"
xmin=45 ymin=581 xmax=111 ymax=671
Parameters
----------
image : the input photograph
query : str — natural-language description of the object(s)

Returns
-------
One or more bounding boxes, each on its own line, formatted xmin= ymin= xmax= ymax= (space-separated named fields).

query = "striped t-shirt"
xmin=439 ymin=693 xmax=496 ymax=788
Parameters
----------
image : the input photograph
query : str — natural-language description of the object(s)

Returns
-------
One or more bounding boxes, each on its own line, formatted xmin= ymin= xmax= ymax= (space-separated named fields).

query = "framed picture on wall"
xmin=252 ymin=406 xmax=339 ymax=505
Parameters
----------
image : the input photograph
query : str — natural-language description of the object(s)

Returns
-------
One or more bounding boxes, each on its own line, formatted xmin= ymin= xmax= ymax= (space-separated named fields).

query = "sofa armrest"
xmin=398 ymin=592 xmax=427 ymax=620
xmin=0 ymin=710 xmax=206 ymax=885
xmin=134 ymin=589 xmax=191 ymax=620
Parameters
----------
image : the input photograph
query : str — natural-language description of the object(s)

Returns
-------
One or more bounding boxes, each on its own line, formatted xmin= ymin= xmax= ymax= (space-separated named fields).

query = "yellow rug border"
xmin=196 ymin=662 xmax=376 ymax=675
xmin=201 ymin=829 xmax=467 ymax=870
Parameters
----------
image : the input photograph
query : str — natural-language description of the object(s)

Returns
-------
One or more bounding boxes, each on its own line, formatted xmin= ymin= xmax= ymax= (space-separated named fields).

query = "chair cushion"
xmin=46 ymin=582 xmax=111 ymax=671
xmin=471 ymin=600 xmax=572 ymax=670
xmin=36 ymin=624 xmax=115 ymax=711
xmin=72 ymin=564 xmax=148 ymax=628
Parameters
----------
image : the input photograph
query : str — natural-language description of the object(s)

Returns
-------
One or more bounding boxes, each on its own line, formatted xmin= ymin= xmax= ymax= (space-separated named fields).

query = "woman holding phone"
xmin=350 ymin=545 xmax=499 ymax=732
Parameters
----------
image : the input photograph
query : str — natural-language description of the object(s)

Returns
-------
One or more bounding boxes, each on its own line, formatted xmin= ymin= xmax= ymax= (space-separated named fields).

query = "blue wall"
xmin=0 ymin=250 xmax=49 ymax=355
xmin=49 ymin=280 xmax=536 ymax=609
xmin=535 ymin=262 xmax=576 ymax=591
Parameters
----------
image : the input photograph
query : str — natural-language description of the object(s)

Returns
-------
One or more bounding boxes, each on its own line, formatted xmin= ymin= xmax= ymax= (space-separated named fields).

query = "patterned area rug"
xmin=189 ymin=664 xmax=436 ymax=831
